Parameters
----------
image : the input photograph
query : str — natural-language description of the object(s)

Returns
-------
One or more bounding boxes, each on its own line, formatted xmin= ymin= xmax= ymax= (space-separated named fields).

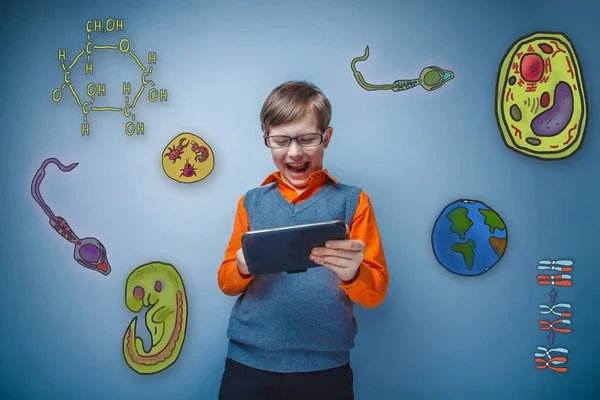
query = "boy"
xmin=217 ymin=81 xmax=389 ymax=400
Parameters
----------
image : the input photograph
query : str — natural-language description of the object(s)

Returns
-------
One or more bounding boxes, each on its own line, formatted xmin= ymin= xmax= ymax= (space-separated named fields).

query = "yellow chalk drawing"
xmin=52 ymin=18 xmax=168 ymax=136
xmin=123 ymin=261 xmax=188 ymax=374
xmin=162 ymin=132 xmax=215 ymax=183
xmin=495 ymin=32 xmax=587 ymax=160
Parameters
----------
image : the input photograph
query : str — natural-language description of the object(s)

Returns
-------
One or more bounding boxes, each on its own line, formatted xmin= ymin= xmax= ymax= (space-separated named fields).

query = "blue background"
xmin=1 ymin=0 xmax=598 ymax=399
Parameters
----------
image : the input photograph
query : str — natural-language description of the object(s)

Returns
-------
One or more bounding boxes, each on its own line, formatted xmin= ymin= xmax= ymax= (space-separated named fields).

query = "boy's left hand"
xmin=310 ymin=225 xmax=365 ymax=283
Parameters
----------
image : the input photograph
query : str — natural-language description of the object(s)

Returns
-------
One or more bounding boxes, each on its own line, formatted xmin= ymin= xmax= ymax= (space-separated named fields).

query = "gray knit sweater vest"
xmin=226 ymin=180 xmax=362 ymax=372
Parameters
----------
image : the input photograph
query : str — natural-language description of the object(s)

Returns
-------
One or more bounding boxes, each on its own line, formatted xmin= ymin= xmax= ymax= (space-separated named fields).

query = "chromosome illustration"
xmin=535 ymin=347 xmax=568 ymax=373
xmin=431 ymin=199 xmax=507 ymax=276
xmin=31 ymin=158 xmax=111 ymax=275
xmin=351 ymin=46 xmax=454 ymax=92
xmin=162 ymin=132 xmax=215 ymax=183
xmin=534 ymin=259 xmax=573 ymax=372
xmin=495 ymin=32 xmax=587 ymax=160
xmin=537 ymin=259 xmax=573 ymax=273
xmin=537 ymin=274 xmax=572 ymax=286
xmin=537 ymin=259 xmax=573 ymax=286
xmin=51 ymin=18 xmax=169 ymax=136
xmin=539 ymin=303 xmax=571 ymax=317
xmin=123 ymin=261 xmax=188 ymax=374
xmin=539 ymin=318 xmax=571 ymax=334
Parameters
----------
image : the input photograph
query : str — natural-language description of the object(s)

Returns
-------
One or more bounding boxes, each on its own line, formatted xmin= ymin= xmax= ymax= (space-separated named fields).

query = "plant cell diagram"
xmin=495 ymin=32 xmax=587 ymax=160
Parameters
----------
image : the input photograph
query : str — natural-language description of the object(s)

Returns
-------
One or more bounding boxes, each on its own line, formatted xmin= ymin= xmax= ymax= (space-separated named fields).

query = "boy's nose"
xmin=287 ymin=141 xmax=303 ymax=155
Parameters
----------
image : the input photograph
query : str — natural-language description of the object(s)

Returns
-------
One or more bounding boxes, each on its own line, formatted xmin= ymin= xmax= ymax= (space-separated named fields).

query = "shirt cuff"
xmin=338 ymin=262 xmax=372 ymax=292
xmin=234 ymin=267 xmax=254 ymax=286
xmin=238 ymin=271 xmax=252 ymax=279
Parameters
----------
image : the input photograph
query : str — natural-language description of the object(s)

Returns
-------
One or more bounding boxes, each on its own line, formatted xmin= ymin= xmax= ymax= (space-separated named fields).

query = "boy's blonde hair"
xmin=260 ymin=81 xmax=331 ymax=135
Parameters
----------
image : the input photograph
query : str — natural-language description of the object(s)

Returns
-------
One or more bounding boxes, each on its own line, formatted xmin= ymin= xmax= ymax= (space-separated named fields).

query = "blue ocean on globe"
xmin=431 ymin=199 xmax=508 ymax=276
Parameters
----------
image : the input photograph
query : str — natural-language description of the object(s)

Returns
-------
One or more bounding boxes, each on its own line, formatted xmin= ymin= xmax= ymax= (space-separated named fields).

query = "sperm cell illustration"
xmin=350 ymin=45 xmax=455 ymax=92
xmin=31 ymin=157 xmax=111 ymax=275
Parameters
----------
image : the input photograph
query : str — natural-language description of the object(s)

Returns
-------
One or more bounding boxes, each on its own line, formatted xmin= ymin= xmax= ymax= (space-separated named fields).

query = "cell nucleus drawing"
xmin=123 ymin=261 xmax=188 ymax=374
xmin=431 ymin=199 xmax=507 ymax=276
xmin=162 ymin=132 xmax=214 ymax=183
xmin=495 ymin=32 xmax=587 ymax=160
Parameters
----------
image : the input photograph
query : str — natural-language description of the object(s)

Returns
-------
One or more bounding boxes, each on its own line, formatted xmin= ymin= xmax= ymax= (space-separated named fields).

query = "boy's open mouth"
xmin=286 ymin=162 xmax=309 ymax=173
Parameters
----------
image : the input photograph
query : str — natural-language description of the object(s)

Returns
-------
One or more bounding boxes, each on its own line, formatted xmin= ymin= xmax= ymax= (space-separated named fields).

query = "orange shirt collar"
xmin=260 ymin=169 xmax=338 ymax=203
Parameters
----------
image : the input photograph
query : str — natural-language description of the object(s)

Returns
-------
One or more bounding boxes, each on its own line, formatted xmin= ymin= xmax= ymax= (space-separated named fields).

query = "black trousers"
xmin=218 ymin=357 xmax=354 ymax=400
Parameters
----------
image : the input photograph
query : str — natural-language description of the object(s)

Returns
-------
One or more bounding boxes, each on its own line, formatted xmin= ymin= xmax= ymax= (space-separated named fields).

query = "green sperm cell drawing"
xmin=351 ymin=46 xmax=455 ymax=92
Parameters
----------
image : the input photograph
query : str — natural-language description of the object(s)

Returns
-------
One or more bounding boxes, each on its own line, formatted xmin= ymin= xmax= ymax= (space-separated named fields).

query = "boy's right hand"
xmin=236 ymin=248 xmax=252 ymax=278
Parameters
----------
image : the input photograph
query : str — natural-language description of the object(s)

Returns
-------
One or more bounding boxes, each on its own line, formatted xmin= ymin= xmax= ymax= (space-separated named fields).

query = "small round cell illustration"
xmin=162 ymin=132 xmax=214 ymax=183
xmin=495 ymin=32 xmax=587 ymax=160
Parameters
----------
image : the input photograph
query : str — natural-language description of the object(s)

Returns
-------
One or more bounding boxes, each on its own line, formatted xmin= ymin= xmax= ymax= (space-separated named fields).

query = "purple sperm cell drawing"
xmin=31 ymin=158 xmax=111 ymax=276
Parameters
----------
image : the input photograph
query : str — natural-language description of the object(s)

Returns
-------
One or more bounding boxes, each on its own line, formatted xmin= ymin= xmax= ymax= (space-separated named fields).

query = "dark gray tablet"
xmin=241 ymin=220 xmax=347 ymax=276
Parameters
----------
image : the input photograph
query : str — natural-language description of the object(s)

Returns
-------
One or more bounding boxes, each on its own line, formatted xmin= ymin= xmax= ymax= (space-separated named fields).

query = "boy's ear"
xmin=323 ymin=126 xmax=333 ymax=148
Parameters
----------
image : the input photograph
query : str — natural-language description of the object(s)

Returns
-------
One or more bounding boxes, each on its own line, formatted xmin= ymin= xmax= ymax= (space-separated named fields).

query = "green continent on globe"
xmin=479 ymin=209 xmax=505 ymax=234
xmin=451 ymin=240 xmax=475 ymax=270
xmin=446 ymin=207 xmax=473 ymax=240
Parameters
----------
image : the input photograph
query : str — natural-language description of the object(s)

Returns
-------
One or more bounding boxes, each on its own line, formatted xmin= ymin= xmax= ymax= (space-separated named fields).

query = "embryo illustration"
xmin=123 ymin=261 xmax=188 ymax=374
xmin=31 ymin=157 xmax=111 ymax=275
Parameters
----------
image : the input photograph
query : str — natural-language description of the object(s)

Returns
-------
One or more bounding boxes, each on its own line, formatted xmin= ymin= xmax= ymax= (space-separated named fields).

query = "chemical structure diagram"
xmin=51 ymin=19 xmax=168 ymax=136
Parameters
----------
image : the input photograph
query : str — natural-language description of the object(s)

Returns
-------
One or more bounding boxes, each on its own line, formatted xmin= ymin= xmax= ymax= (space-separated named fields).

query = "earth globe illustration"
xmin=431 ymin=199 xmax=508 ymax=276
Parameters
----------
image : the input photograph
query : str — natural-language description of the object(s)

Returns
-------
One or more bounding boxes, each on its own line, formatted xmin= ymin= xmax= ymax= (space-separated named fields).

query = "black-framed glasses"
xmin=264 ymin=133 xmax=325 ymax=149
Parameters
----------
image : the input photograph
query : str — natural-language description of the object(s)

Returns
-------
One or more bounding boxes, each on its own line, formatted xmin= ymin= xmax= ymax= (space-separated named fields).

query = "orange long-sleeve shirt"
xmin=217 ymin=169 xmax=389 ymax=308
